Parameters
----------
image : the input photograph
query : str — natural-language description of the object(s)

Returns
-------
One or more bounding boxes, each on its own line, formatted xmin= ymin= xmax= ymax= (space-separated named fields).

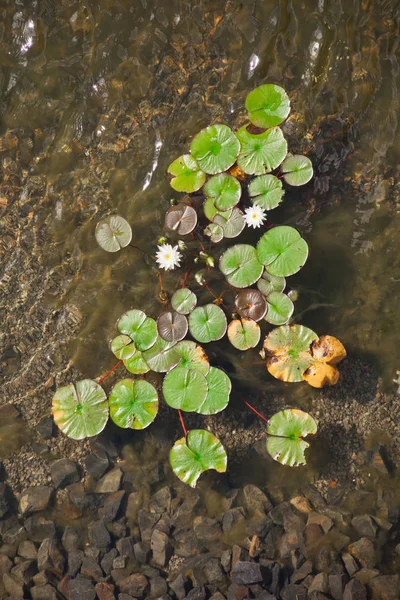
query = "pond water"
xmin=1 ymin=0 xmax=400 ymax=493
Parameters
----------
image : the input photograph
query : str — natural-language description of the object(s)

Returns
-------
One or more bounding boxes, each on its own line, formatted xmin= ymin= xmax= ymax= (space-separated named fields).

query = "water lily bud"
xmin=157 ymin=236 xmax=167 ymax=245
xmin=199 ymin=251 xmax=207 ymax=259
xmin=194 ymin=257 xmax=199 ymax=263
xmin=170 ymin=198 xmax=178 ymax=205
xmin=288 ymin=288 xmax=299 ymax=301
xmin=259 ymin=348 xmax=266 ymax=359
xmin=205 ymin=255 xmax=215 ymax=268
xmin=195 ymin=272 xmax=205 ymax=286
xmin=177 ymin=240 xmax=187 ymax=252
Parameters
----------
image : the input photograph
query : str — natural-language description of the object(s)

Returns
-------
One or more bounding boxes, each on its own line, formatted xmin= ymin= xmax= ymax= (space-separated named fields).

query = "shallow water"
xmin=1 ymin=0 xmax=400 ymax=480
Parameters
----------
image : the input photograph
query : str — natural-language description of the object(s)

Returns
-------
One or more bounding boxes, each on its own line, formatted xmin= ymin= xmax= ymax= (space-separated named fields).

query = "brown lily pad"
xmin=157 ymin=311 xmax=188 ymax=343
xmin=303 ymin=362 xmax=340 ymax=388
xmin=165 ymin=204 xmax=198 ymax=235
xmin=235 ymin=289 xmax=267 ymax=322
xmin=310 ymin=335 xmax=347 ymax=365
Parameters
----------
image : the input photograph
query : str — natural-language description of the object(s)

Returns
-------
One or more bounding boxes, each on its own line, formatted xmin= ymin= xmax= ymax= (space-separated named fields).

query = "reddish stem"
xmin=203 ymin=283 xmax=230 ymax=312
xmin=178 ymin=409 xmax=187 ymax=436
xmin=243 ymin=400 xmax=269 ymax=424
xmin=98 ymin=360 xmax=123 ymax=384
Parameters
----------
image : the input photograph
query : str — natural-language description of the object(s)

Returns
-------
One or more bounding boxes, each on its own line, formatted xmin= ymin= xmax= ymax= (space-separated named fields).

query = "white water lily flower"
xmin=156 ymin=244 xmax=182 ymax=271
xmin=244 ymin=205 xmax=267 ymax=228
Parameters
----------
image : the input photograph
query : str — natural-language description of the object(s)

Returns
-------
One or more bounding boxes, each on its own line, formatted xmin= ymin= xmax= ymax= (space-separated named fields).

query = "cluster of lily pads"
xmin=53 ymin=84 xmax=347 ymax=485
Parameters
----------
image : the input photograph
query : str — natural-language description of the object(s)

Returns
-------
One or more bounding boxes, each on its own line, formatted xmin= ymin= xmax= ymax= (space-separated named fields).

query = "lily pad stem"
xmin=128 ymin=242 xmax=146 ymax=252
xmin=97 ymin=360 xmax=123 ymax=384
xmin=243 ymin=400 xmax=269 ymax=424
xmin=203 ymin=283 xmax=230 ymax=312
xmin=178 ymin=409 xmax=187 ymax=436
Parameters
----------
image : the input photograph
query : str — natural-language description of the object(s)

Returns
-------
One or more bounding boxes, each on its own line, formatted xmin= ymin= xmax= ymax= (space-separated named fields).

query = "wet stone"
xmin=18 ymin=539 xmax=38 ymax=559
xmin=31 ymin=583 xmax=59 ymax=599
xmin=104 ymin=490 xmax=125 ymax=523
xmin=169 ymin=573 xmax=189 ymax=600
xmin=3 ymin=572 xmax=25 ymax=597
xmin=3 ymin=522 xmax=27 ymax=545
xmin=227 ymin=582 xmax=248 ymax=600
xmin=290 ymin=496 xmax=313 ymax=514
xmin=193 ymin=516 xmax=222 ymax=545
xmin=85 ymin=546 xmax=101 ymax=561
xmin=11 ymin=558 xmax=37 ymax=583
xmin=81 ymin=556 xmax=103 ymax=581
xmin=37 ymin=417 xmax=54 ymax=440
xmin=342 ymin=552 xmax=359 ymax=576
xmin=280 ymin=584 xmax=308 ymax=600
xmin=329 ymin=573 xmax=348 ymax=600
xmin=0 ymin=483 xmax=11 ymax=518
xmin=149 ymin=486 xmax=172 ymax=513
xmin=291 ymin=560 xmax=313 ymax=584
xmin=32 ymin=442 xmax=50 ymax=456
xmin=37 ymin=538 xmax=64 ymax=572
xmin=264 ymin=525 xmax=283 ymax=559
xmin=119 ymin=573 xmax=148 ymax=597
xmin=126 ymin=492 xmax=141 ymax=521
xmin=138 ymin=509 xmax=161 ymax=544
xmin=95 ymin=468 xmax=123 ymax=494
xmin=68 ymin=550 xmax=84 ymax=577
xmin=84 ymin=450 xmax=110 ymax=480
xmin=116 ymin=536 xmax=135 ymax=561
xmin=62 ymin=525 xmax=81 ymax=552
xmin=19 ymin=486 xmax=53 ymax=515
xmin=203 ymin=558 xmax=225 ymax=585
xmin=309 ymin=573 xmax=329 ymax=594
xmin=370 ymin=575 xmax=399 ymax=600
xmin=222 ymin=508 xmax=245 ymax=535
xmin=151 ymin=529 xmax=171 ymax=567
xmin=231 ymin=561 xmax=262 ymax=585
xmin=150 ymin=575 xmax=168 ymax=597
xmin=221 ymin=549 xmax=231 ymax=572
xmin=95 ymin=581 xmax=116 ymax=600
xmin=51 ymin=459 xmax=80 ymax=489
xmin=133 ymin=541 xmax=150 ymax=564
xmin=88 ymin=519 xmax=111 ymax=549
xmin=348 ymin=538 xmax=376 ymax=569
xmin=186 ymin=586 xmax=206 ymax=600
xmin=25 ymin=515 xmax=56 ymax=542
xmin=351 ymin=515 xmax=377 ymax=538
xmin=342 ymin=579 xmax=367 ymax=600
xmin=69 ymin=574 xmax=97 ymax=600
xmin=113 ymin=556 xmax=126 ymax=569
xmin=101 ymin=548 xmax=118 ymax=576
xmin=0 ymin=554 xmax=13 ymax=574
xmin=242 ymin=485 xmax=273 ymax=514
xmin=307 ymin=512 xmax=333 ymax=534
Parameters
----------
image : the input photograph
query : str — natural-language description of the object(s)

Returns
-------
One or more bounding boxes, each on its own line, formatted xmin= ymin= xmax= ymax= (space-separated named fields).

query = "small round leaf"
xmin=117 ymin=310 xmax=158 ymax=351
xmin=52 ymin=379 xmax=108 ymax=440
xmin=95 ymin=215 xmax=132 ymax=253
xmin=171 ymin=288 xmax=197 ymax=315
xmin=189 ymin=304 xmax=227 ymax=343
xmin=170 ymin=429 xmax=227 ymax=488
xmin=246 ymin=84 xmax=290 ymax=128
xmin=174 ymin=340 xmax=210 ymax=375
xmin=109 ymin=379 xmax=158 ymax=430
xmin=142 ymin=337 xmax=180 ymax=372
xmin=203 ymin=197 xmax=232 ymax=222
xmin=256 ymin=226 xmax=309 ymax=277
xmin=227 ymin=318 xmax=261 ymax=350
xmin=157 ymin=311 xmax=188 ymax=343
xmin=196 ymin=367 xmax=232 ymax=415
xmin=110 ymin=335 xmax=136 ymax=360
xmin=236 ymin=126 xmax=288 ymax=175
xmin=214 ymin=208 xmax=246 ymax=239
xmin=257 ymin=271 xmax=286 ymax=296
xmin=264 ymin=324 xmax=318 ymax=382
xmin=265 ymin=291 xmax=294 ymax=326
xmin=219 ymin=244 xmax=263 ymax=288
xmin=190 ymin=124 xmax=240 ymax=174
xmin=165 ymin=204 xmax=198 ymax=236
xmin=235 ymin=289 xmax=267 ymax=322
xmin=204 ymin=174 xmax=242 ymax=211
xmin=123 ymin=350 xmax=150 ymax=375
xmin=163 ymin=366 xmax=208 ymax=411
xmin=248 ymin=174 xmax=284 ymax=210
xmin=266 ymin=408 xmax=317 ymax=467
xmin=168 ymin=154 xmax=206 ymax=193
xmin=204 ymin=223 xmax=224 ymax=243
xmin=281 ymin=154 xmax=313 ymax=186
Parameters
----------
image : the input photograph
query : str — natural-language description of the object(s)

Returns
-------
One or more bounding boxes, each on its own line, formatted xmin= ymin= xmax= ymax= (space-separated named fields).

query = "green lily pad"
xmin=204 ymin=174 xmax=242 ymax=211
xmin=219 ymin=244 xmax=263 ymax=288
xmin=245 ymin=84 xmax=290 ymax=128
xmin=236 ymin=126 xmax=287 ymax=175
xmin=157 ymin=312 xmax=188 ymax=343
xmin=52 ymin=379 xmax=108 ymax=441
xmin=256 ymin=226 xmax=309 ymax=277
xmin=174 ymin=340 xmax=210 ymax=375
xmin=109 ymin=378 xmax=158 ymax=430
xmin=214 ymin=208 xmax=246 ymax=239
xmin=170 ymin=429 xmax=227 ymax=487
xmin=264 ymin=324 xmax=318 ymax=382
xmin=163 ymin=366 xmax=208 ymax=411
xmin=171 ymin=288 xmax=197 ymax=315
xmin=167 ymin=154 xmax=206 ymax=193
xmin=248 ymin=174 xmax=284 ymax=210
xmin=142 ymin=337 xmax=180 ymax=372
xmin=196 ymin=367 xmax=232 ymax=415
xmin=257 ymin=271 xmax=286 ymax=296
xmin=110 ymin=335 xmax=136 ymax=360
xmin=265 ymin=291 xmax=294 ymax=326
xmin=204 ymin=223 xmax=224 ymax=243
xmin=203 ymin=197 xmax=232 ymax=222
xmin=165 ymin=204 xmax=198 ymax=236
xmin=123 ymin=350 xmax=150 ymax=375
xmin=189 ymin=304 xmax=227 ymax=343
xmin=190 ymin=124 xmax=240 ymax=174
xmin=95 ymin=215 xmax=132 ymax=253
xmin=227 ymin=318 xmax=260 ymax=350
xmin=266 ymin=408 xmax=317 ymax=467
xmin=281 ymin=154 xmax=313 ymax=186
xmin=117 ymin=310 xmax=158 ymax=352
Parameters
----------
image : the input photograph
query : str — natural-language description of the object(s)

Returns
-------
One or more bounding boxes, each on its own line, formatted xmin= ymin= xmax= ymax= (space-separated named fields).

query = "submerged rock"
xmin=50 ymin=459 xmax=80 ymax=489
xmin=231 ymin=561 xmax=262 ymax=585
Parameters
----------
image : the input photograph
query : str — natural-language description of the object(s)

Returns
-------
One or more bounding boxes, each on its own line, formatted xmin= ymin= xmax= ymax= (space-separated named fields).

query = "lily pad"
xmin=165 ymin=204 xmax=198 ymax=235
xmin=167 ymin=154 xmax=206 ymax=193
xmin=204 ymin=223 xmax=224 ymax=243
xmin=214 ymin=208 xmax=246 ymax=239
xmin=281 ymin=154 xmax=313 ymax=186
xmin=227 ymin=318 xmax=261 ymax=350
xmin=246 ymin=84 xmax=291 ymax=128
xmin=196 ymin=367 xmax=231 ymax=415
xmin=163 ymin=366 xmax=208 ymax=411
xmin=170 ymin=429 xmax=227 ymax=487
xmin=248 ymin=174 xmax=284 ymax=210
xmin=52 ymin=379 xmax=108 ymax=441
xmin=189 ymin=304 xmax=227 ymax=343
xmin=236 ymin=126 xmax=288 ymax=175
xmin=265 ymin=291 xmax=294 ymax=326
xmin=142 ymin=337 xmax=180 ymax=372
xmin=95 ymin=215 xmax=132 ymax=253
xmin=109 ymin=379 xmax=158 ymax=430
xmin=219 ymin=244 xmax=263 ymax=288
xmin=235 ymin=289 xmax=267 ymax=321
xmin=203 ymin=197 xmax=232 ymax=222
xmin=174 ymin=340 xmax=210 ymax=375
xmin=204 ymin=174 xmax=242 ymax=211
xmin=157 ymin=312 xmax=188 ymax=343
xmin=257 ymin=271 xmax=286 ymax=296
xmin=266 ymin=408 xmax=317 ymax=467
xmin=171 ymin=288 xmax=197 ymax=315
xmin=118 ymin=310 xmax=158 ymax=352
xmin=257 ymin=226 xmax=309 ymax=277
xmin=123 ymin=350 xmax=150 ymax=375
xmin=303 ymin=362 xmax=340 ymax=388
xmin=190 ymin=124 xmax=240 ymax=175
xmin=264 ymin=324 xmax=318 ymax=382
xmin=110 ymin=335 xmax=136 ymax=360
xmin=310 ymin=335 xmax=347 ymax=365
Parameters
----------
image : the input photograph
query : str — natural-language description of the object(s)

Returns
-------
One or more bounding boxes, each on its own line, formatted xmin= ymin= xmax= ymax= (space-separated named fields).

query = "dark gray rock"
xmin=149 ymin=487 xmax=171 ymax=514
xmin=3 ymin=572 xmax=25 ymax=597
xmin=69 ymin=574 xmax=97 ymax=600
xmin=0 ymin=554 xmax=13 ymax=575
xmin=151 ymin=529 xmax=171 ymax=567
xmin=309 ymin=573 xmax=329 ymax=594
xmin=85 ymin=546 xmax=101 ymax=561
xmin=104 ymin=490 xmax=125 ymax=523
xmin=242 ymin=485 xmax=272 ymax=514
xmin=186 ymin=586 xmax=206 ymax=600
xmin=108 ymin=517 xmax=127 ymax=538
xmin=0 ymin=483 xmax=11 ymax=518
xmin=329 ymin=573 xmax=348 ymax=600
xmin=11 ymin=558 xmax=37 ymax=583
xmin=25 ymin=515 xmax=55 ymax=542
xmin=37 ymin=538 xmax=64 ymax=572
xmin=342 ymin=552 xmax=359 ymax=576
xmin=231 ymin=561 xmax=262 ymax=585
xmin=138 ymin=509 xmax=161 ymax=544
xmin=95 ymin=581 xmax=116 ymax=600
xmin=19 ymin=486 xmax=53 ymax=515
xmin=81 ymin=556 xmax=103 ymax=581
xmin=84 ymin=450 xmax=109 ymax=480
xmin=2 ymin=522 xmax=26 ymax=546
xmin=291 ymin=560 xmax=313 ymax=583
xmin=116 ymin=537 xmax=135 ymax=562
xmin=95 ymin=468 xmax=122 ymax=494
xmin=31 ymin=583 xmax=59 ymax=599
xmin=351 ymin=515 xmax=378 ymax=539
xmin=18 ymin=540 xmax=37 ymax=560
xmin=133 ymin=542 xmax=150 ymax=565
xmin=265 ymin=562 xmax=280 ymax=596
xmin=88 ymin=520 xmax=111 ymax=549
xmin=32 ymin=442 xmax=50 ymax=456
xmin=280 ymin=584 xmax=307 ymax=600
xmin=101 ymin=548 xmax=118 ymax=576
xmin=343 ymin=579 xmax=367 ymax=600
xmin=150 ymin=576 xmax=168 ymax=597
xmin=62 ymin=525 xmax=81 ymax=552
xmin=370 ymin=575 xmax=399 ymax=600
xmin=125 ymin=492 xmax=141 ymax=521
xmin=37 ymin=417 xmax=54 ymax=440
xmin=222 ymin=508 xmax=245 ymax=535
xmin=348 ymin=538 xmax=376 ymax=569
xmin=226 ymin=582 xmax=248 ymax=600
xmin=119 ymin=573 xmax=148 ymax=597
xmin=307 ymin=512 xmax=333 ymax=534
xmin=193 ymin=516 xmax=222 ymax=545
xmin=264 ymin=525 xmax=283 ymax=560
xmin=221 ymin=549 xmax=231 ymax=573
xmin=51 ymin=459 xmax=80 ymax=488
xmin=169 ymin=573 xmax=188 ymax=600
xmin=68 ymin=550 xmax=84 ymax=577
xmin=113 ymin=556 xmax=126 ymax=570
xmin=203 ymin=558 xmax=225 ymax=585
